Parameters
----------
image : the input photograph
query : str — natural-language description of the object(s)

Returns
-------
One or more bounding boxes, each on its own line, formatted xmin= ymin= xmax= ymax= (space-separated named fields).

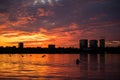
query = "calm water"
xmin=0 ymin=53 xmax=120 ymax=80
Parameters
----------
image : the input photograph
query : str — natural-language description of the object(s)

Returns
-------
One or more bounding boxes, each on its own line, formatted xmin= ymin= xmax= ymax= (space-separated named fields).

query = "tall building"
xmin=100 ymin=39 xmax=105 ymax=48
xmin=48 ymin=44 xmax=55 ymax=49
xmin=18 ymin=42 xmax=24 ymax=48
xmin=90 ymin=40 xmax=98 ymax=49
xmin=80 ymin=39 xmax=88 ymax=50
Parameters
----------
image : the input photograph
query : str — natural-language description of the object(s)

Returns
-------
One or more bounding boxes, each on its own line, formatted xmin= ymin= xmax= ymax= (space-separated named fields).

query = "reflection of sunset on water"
xmin=0 ymin=0 xmax=120 ymax=79
xmin=0 ymin=54 xmax=120 ymax=79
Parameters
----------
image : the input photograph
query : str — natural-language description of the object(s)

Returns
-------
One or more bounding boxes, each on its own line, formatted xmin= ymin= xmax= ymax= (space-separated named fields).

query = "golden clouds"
xmin=0 ymin=30 xmax=57 ymax=47
xmin=0 ymin=22 xmax=81 ymax=48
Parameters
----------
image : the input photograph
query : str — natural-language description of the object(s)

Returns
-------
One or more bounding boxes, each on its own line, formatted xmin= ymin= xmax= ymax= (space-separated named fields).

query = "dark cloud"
xmin=0 ymin=0 xmax=11 ymax=13
xmin=0 ymin=0 xmax=120 ymax=42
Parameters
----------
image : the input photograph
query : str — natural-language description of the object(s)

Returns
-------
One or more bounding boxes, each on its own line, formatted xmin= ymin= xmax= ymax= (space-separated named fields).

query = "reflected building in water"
xmin=99 ymin=54 xmax=105 ymax=72
xmin=18 ymin=54 xmax=24 ymax=70
xmin=88 ymin=54 xmax=98 ymax=71
xmin=80 ymin=53 xmax=105 ymax=72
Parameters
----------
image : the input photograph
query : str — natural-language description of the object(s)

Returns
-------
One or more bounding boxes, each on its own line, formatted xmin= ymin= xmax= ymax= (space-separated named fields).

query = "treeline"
xmin=0 ymin=47 xmax=119 ymax=53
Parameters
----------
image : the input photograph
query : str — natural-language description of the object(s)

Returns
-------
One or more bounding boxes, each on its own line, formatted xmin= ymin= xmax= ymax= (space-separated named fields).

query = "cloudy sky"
xmin=0 ymin=0 xmax=120 ymax=48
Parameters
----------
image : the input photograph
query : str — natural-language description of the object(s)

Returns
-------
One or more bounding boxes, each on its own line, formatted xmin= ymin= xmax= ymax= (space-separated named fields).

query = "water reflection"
xmin=80 ymin=53 xmax=105 ymax=70
xmin=99 ymin=54 xmax=105 ymax=72
xmin=79 ymin=53 xmax=106 ymax=79
xmin=0 ymin=53 xmax=119 ymax=80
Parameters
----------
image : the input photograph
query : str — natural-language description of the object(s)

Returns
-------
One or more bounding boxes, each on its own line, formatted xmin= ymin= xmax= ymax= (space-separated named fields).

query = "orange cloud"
xmin=0 ymin=23 xmax=81 ymax=48
xmin=106 ymin=41 xmax=120 ymax=47
xmin=0 ymin=11 xmax=119 ymax=48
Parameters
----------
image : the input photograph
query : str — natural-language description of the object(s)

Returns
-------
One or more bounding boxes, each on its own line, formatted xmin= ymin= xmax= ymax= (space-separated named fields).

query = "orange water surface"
xmin=0 ymin=53 xmax=120 ymax=80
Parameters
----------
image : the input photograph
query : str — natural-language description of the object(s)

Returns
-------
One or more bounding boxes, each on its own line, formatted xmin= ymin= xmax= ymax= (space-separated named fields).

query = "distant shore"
xmin=0 ymin=47 xmax=119 ymax=54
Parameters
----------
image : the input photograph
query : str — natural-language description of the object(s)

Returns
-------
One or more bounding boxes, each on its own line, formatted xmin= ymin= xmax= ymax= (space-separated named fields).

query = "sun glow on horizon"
xmin=0 ymin=32 xmax=57 ymax=47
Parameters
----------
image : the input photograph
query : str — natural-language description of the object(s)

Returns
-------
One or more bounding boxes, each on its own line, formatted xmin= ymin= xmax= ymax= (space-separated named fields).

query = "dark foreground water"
xmin=0 ymin=53 xmax=120 ymax=80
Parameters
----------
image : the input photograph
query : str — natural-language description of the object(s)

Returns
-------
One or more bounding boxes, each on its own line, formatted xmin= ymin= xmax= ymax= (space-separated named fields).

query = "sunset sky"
xmin=0 ymin=0 xmax=120 ymax=48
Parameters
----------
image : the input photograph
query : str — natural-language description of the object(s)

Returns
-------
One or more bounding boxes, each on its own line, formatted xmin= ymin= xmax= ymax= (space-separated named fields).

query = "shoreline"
xmin=0 ymin=47 xmax=119 ymax=54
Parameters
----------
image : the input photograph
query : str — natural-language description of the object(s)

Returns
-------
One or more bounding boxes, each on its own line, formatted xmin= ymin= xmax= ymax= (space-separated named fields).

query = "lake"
xmin=0 ymin=53 xmax=120 ymax=80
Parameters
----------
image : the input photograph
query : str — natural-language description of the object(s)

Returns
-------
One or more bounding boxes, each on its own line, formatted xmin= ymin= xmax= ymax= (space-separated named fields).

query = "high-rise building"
xmin=48 ymin=44 xmax=55 ymax=49
xmin=100 ymin=39 xmax=105 ymax=48
xmin=80 ymin=39 xmax=88 ymax=50
xmin=18 ymin=42 xmax=23 ymax=48
xmin=90 ymin=40 xmax=98 ymax=49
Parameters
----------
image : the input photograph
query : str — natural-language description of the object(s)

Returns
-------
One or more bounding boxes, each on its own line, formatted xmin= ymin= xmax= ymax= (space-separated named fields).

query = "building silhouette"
xmin=80 ymin=39 xmax=88 ymax=50
xmin=18 ymin=42 xmax=24 ymax=48
xmin=90 ymin=40 xmax=98 ymax=49
xmin=100 ymin=39 xmax=105 ymax=48
xmin=48 ymin=44 xmax=55 ymax=49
